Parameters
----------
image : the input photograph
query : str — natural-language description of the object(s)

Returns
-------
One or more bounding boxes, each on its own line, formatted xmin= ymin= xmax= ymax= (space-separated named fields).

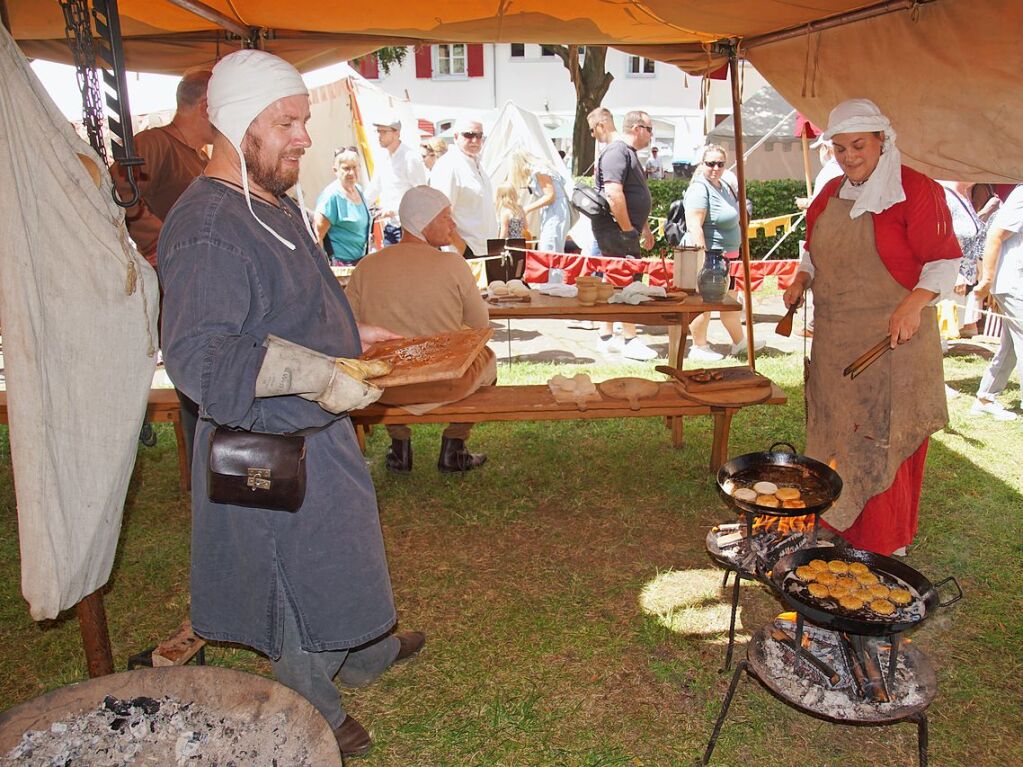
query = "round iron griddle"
xmin=770 ymin=546 xmax=962 ymax=636
xmin=717 ymin=442 xmax=843 ymax=518
xmin=0 ymin=666 xmax=342 ymax=764
xmin=746 ymin=625 xmax=937 ymax=724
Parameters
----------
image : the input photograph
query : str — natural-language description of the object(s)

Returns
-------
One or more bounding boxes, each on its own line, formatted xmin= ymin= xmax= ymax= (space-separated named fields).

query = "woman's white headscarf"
xmin=822 ymin=98 xmax=904 ymax=219
xmin=207 ymin=50 xmax=316 ymax=250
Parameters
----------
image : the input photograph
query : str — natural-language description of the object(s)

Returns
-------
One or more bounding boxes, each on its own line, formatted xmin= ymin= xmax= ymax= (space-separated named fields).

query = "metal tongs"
xmin=843 ymin=335 xmax=893 ymax=380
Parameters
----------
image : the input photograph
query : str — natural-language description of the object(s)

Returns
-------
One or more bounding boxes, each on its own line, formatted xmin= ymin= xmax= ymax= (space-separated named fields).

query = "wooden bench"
xmin=351 ymin=381 xmax=787 ymax=473
xmin=0 ymin=388 xmax=190 ymax=492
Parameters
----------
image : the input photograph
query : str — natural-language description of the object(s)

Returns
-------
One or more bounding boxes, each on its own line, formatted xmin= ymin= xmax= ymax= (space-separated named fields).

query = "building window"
xmin=434 ymin=44 xmax=467 ymax=77
xmin=540 ymin=45 xmax=556 ymax=57
xmin=628 ymin=56 xmax=656 ymax=76
xmin=510 ymin=43 xmax=525 ymax=58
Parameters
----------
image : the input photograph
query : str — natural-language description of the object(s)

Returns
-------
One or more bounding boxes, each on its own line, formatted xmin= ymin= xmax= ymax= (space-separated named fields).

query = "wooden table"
xmin=486 ymin=290 xmax=741 ymax=368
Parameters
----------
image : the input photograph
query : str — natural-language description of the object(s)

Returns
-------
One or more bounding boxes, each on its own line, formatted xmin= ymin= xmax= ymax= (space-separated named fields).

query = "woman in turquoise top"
xmin=314 ymin=148 xmax=371 ymax=265
xmin=682 ymin=144 xmax=764 ymax=361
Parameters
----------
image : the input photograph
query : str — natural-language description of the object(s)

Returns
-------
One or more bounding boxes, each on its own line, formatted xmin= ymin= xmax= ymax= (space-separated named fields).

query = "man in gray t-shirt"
xmin=585 ymin=108 xmax=658 ymax=360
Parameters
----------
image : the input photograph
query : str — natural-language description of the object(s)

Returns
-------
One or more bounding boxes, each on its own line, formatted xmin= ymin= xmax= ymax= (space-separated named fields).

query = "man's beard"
xmin=242 ymin=132 xmax=301 ymax=197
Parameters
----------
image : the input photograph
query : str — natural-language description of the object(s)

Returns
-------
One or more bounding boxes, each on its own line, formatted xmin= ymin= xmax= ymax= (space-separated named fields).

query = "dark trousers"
xmin=175 ymin=388 xmax=199 ymax=470
xmin=592 ymin=218 xmax=641 ymax=258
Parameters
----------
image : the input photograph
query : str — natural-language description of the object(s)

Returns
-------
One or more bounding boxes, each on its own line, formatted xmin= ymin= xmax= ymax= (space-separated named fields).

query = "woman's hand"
xmin=358 ymin=323 xmax=403 ymax=347
xmin=888 ymin=290 xmax=935 ymax=346
xmin=782 ymin=272 xmax=810 ymax=310
xmin=953 ymin=275 xmax=968 ymax=297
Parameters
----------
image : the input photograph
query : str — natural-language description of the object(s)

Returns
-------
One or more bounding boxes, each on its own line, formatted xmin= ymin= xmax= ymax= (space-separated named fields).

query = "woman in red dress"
xmin=783 ymin=99 xmax=962 ymax=556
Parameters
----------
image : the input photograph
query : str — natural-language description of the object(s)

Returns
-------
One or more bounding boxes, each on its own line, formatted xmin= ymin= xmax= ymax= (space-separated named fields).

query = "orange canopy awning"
xmin=6 ymin=0 xmax=1022 ymax=181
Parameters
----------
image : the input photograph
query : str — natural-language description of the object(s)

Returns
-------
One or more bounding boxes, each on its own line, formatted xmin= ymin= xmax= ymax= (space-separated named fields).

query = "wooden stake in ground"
xmin=75 ymin=589 xmax=114 ymax=677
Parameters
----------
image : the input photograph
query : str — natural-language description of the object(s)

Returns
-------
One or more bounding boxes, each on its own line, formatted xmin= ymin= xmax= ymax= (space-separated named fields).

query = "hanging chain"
xmin=59 ymin=0 xmax=108 ymax=164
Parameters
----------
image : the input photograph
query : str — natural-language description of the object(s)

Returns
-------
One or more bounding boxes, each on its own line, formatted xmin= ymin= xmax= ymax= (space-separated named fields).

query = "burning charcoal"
xmin=131 ymin=696 xmax=162 ymax=716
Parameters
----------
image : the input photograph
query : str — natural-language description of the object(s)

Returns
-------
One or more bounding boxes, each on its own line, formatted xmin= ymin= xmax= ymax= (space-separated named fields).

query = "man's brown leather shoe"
xmin=394 ymin=630 xmax=426 ymax=662
xmin=333 ymin=715 xmax=372 ymax=758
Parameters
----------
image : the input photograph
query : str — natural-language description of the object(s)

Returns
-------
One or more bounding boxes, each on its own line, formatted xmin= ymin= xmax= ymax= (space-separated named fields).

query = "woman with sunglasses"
xmin=313 ymin=148 xmax=371 ymax=265
xmin=782 ymin=99 xmax=961 ymax=557
xmin=684 ymin=144 xmax=763 ymax=361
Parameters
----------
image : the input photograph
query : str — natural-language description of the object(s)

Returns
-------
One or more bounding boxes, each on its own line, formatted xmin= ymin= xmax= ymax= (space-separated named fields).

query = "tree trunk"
xmin=552 ymin=46 xmax=614 ymax=177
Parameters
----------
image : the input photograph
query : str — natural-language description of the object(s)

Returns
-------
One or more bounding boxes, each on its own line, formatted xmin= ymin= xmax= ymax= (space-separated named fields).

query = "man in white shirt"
xmin=645 ymin=146 xmax=665 ymax=180
xmin=367 ymin=115 xmax=427 ymax=245
xmin=428 ymin=118 xmax=497 ymax=257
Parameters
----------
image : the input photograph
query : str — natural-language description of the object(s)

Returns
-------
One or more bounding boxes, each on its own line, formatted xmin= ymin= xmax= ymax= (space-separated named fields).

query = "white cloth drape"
xmin=0 ymin=26 xmax=159 ymax=620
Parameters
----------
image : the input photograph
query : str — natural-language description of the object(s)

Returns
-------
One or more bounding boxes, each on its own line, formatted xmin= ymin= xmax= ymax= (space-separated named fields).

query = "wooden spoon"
xmin=775 ymin=304 xmax=798 ymax=337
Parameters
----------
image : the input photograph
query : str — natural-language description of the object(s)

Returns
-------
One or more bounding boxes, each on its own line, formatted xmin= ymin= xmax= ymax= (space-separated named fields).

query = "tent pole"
xmin=75 ymin=589 xmax=115 ymax=677
xmin=745 ymin=0 xmax=920 ymax=50
xmin=165 ymin=0 xmax=250 ymax=41
xmin=727 ymin=51 xmax=757 ymax=372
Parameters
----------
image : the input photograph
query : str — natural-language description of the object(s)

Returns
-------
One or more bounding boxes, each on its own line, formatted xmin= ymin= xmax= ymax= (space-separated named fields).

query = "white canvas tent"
xmin=707 ymin=87 xmax=816 ymax=182
xmin=481 ymin=101 xmax=591 ymax=251
xmin=300 ymin=73 xmax=418 ymax=207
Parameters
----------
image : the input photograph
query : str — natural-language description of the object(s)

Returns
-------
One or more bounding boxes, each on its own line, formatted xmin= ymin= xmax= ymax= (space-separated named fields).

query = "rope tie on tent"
xmin=118 ymin=226 xmax=157 ymax=356
xmin=801 ymin=26 xmax=822 ymax=97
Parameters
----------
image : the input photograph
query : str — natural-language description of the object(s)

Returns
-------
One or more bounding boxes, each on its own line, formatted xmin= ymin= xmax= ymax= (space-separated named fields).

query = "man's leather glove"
xmin=255 ymin=335 xmax=389 ymax=414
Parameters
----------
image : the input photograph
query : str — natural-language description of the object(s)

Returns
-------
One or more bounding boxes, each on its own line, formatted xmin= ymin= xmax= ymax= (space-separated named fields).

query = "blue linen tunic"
xmin=158 ymin=177 xmax=396 ymax=658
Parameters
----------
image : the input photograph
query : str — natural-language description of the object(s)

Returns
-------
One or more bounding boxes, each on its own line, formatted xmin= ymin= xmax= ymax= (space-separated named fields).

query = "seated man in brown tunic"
xmin=346 ymin=186 xmax=496 ymax=473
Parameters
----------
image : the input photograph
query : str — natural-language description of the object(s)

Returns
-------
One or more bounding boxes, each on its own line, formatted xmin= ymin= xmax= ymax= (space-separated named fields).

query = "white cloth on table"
xmin=535 ymin=283 xmax=578 ymax=297
xmin=607 ymin=283 xmax=666 ymax=304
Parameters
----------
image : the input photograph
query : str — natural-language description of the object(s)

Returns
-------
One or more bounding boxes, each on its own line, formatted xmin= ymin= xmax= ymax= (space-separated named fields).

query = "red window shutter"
xmin=415 ymin=46 xmax=433 ymax=78
xmin=467 ymin=44 xmax=484 ymax=77
xmin=358 ymin=55 xmax=379 ymax=79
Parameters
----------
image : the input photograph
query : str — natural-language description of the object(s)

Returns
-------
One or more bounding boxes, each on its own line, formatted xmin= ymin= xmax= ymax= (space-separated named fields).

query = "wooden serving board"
xmin=597 ymin=377 xmax=661 ymax=410
xmin=485 ymin=294 xmax=532 ymax=304
xmin=663 ymin=365 xmax=772 ymax=393
xmin=360 ymin=328 xmax=492 ymax=387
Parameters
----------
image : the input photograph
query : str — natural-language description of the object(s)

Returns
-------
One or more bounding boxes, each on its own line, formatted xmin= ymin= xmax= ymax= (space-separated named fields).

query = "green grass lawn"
xmin=1 ymin=346 xmax=1020 ymax=766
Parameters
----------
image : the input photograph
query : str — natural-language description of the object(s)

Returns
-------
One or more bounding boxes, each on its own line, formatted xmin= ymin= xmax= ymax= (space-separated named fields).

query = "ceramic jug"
xmin=697 ymin=249 xmax=729 ymax=303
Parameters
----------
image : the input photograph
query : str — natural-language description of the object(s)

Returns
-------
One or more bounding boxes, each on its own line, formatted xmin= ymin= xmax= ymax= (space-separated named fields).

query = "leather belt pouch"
xmin=208 ymin=427 xmax=307 ymax=512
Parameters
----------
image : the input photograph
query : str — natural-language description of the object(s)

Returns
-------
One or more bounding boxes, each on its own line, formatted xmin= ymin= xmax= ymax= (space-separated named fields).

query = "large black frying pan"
xmin=770 ymin=546 xmax=962 ymax=636
xmin=717 ymin=442 xmax=843 ymax=518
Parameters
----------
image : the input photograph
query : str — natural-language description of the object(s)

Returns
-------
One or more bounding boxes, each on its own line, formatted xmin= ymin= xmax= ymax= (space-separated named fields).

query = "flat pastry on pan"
xmin=869 ymin=598 xmax=896 ymax=615
xmin=838 ymin=594 xmax=865 ymax=611
xmin=807 ymin=582 xmax=830 ymax=598
xmin=775 ymin=487 xmax=801 ymax=501
xmin=889 ymin=588 xmax=913 ymax=605
xmin=795 ymin=565 xmax=817 ymax=581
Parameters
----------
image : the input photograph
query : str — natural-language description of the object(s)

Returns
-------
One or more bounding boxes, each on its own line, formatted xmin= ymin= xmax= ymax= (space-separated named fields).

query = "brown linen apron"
xmin=807 ymin=195 xmax=947 ymax=531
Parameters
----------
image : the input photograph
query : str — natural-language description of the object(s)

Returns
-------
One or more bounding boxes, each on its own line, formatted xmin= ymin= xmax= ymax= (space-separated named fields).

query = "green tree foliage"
xmin=354 ymin=47 xmax=409 ymax=76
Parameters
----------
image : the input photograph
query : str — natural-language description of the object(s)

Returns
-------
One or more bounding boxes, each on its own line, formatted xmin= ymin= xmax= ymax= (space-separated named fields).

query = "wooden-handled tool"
xmin=774 ymin=304 xmax=798 ymax=337
xmin=843 ymin=335 xmax=893 ymax=380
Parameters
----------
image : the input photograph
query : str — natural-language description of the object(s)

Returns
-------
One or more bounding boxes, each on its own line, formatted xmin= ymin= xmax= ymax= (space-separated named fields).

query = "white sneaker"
xmin=688 ymin=345 xmax=724 ymax=362
xmin=969 ymin=399 xmax=1018 ymax=421
xmin=945 ymin=385 xmax=960 ymax=400
xmin=622 ymin=337 xmax=658 ymax=361
xmin=596 ymin=335 xmax=624 ymax=355
xmin=730 ymin=337 xmax=767 ymax=357
xmin=568 ymin=319 xmax=596 ymax=330
xmin=891 ymin=546 xmax=908 ymax=557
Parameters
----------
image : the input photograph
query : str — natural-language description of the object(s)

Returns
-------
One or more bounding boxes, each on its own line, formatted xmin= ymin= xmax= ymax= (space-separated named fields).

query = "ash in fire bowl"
xmin=751 ymin=620 xmax=936 ymax=722
xmin=1 ymin=695 xmax=313 ymax=766
xmin=781 ymin=568 xmax=925 ymax=625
